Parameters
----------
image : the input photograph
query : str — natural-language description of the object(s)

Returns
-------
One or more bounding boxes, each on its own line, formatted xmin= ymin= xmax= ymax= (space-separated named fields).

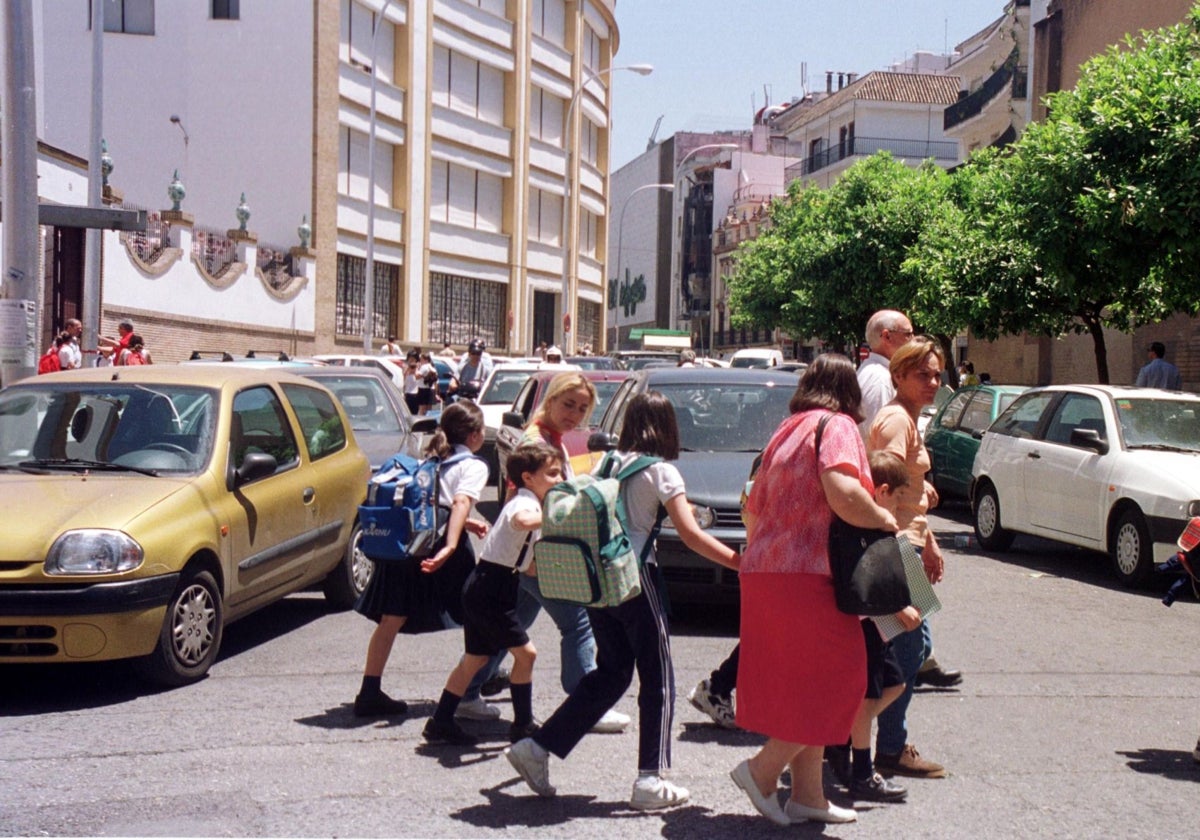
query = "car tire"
xmin=323 ymin=522 xmax=372 ymax=610
xmin=973 ymin=481 xmax=1015 ymax=551
xmin=135 ymin=567 xmax=223 ymax=687
xmin=1111 ymin=508 xmax=1153 ymax=587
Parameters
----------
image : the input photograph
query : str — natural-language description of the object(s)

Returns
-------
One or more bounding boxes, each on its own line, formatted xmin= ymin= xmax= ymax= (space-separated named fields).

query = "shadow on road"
xmin=295 ymin=699 xmax=435 ymax=731
xmin=1117 ymin=747 xmax=1200 ymax=782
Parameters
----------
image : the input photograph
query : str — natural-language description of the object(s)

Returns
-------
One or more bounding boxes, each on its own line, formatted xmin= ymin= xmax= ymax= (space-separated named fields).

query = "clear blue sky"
xmin=610 ymin=0 xmax=1008 ymax=168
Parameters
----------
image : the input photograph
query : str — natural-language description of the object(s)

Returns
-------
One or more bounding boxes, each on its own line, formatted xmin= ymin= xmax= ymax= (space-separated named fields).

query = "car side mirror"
xmin=587 ymin=430 xmax=616 ymax=452
xmin=233 ymin=451 xmax=277 ymax=487
xmin=501 ymin=411 xmax=525 ymax=429
xmin=1069 ymin=428 xmax=1109 ymax=455
xmin=410 ymin=417 xmax=438 ymax=435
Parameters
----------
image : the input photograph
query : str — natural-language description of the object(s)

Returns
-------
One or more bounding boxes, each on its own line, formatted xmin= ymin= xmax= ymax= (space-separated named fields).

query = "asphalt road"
xmin=3 ymin=502 xmax=1200 ymax=838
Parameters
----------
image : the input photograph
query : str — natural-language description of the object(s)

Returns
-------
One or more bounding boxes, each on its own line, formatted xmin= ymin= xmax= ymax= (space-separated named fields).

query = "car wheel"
xmin=323 ymin=522 xmax=372 ymax=610
xmin=1111 ymin=508 xmax=1153 ymax=587
xmin=973 ymin=482 xmax=1015 ymax=551
xmin=135 ymin=568 xmax=223 ymax=687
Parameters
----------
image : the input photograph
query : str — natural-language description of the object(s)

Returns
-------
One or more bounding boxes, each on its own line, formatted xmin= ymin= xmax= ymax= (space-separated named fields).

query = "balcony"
xmin=787 ymin=135 xmax=960 ymax=180
xmin=944 ymin=48 xmax=1022 ymax=130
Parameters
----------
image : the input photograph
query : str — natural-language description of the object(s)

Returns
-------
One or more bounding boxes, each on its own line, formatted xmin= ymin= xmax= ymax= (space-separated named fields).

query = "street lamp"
xmin=559 ymin=62 xmax=653 ymax=353
xmin=363 ymin=0 xmax=396 ymax=352
xmin=612 ymin=183 xmax=674 ymax=350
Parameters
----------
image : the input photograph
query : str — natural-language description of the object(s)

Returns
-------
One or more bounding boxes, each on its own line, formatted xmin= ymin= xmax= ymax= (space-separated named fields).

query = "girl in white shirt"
xmin=352 ymin=401 xmax=490 ymax=718
xmin=423 ymin=442 xmax=564 ymax=746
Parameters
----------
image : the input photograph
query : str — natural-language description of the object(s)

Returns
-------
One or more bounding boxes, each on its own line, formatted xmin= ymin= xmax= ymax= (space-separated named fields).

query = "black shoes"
xmin=850 ymin=772 xmax=908 ymax=802
xmin=481 ymin=667 xmax=511 ymax=698
xmin=352 ymin=691 xmax=408 ymax=717
xmin=508 ymin=719 xmax=541 ymax=742
xmin=915 ymin=663 xmax=963 ymax=688
xmin=422 ymin=717 xmax=478 ymax=746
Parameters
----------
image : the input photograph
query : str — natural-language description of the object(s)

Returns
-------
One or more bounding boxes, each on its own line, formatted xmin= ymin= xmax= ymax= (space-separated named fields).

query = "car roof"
xmin=523 ymin=369 xmax=632 ymax=385
xmin=8 ymin=364 xmax=322 ymax=390
xmin=1020 ymin=384 xmax=1200 ymax=401
xmin=634 ymin=367 xmax=800 ymax=385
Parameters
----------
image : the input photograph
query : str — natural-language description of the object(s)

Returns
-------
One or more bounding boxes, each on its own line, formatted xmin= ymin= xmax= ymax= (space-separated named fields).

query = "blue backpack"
xmin=358 ymin=451 xmax=476 ymax=561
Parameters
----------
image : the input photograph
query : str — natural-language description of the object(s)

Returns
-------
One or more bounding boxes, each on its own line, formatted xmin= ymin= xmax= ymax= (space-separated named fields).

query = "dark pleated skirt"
xmin=354 ymin=538 xmax=476 ymax=635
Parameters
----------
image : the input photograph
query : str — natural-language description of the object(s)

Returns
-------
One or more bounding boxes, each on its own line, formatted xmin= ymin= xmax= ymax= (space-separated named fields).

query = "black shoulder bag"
xmin=815 ymin=414 xmax=912 ymax=616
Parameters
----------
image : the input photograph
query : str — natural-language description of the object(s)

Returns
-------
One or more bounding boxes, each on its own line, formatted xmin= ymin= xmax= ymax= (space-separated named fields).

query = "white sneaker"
xmin=455 ymin=697 xmax=501 ymax=721
xmin=688 ymin=679 xmax=738 ymax=729
xmin=629 ymin=775 xmax=689 ymax=811
xmin=505 ymin=738 xmax=556 ymax=797
xmin=591 ymin=708 xmax=630 ymax=733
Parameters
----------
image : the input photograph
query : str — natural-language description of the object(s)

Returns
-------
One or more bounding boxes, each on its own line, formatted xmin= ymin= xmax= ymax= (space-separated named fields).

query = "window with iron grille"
xmin=577 ymin=299 xmax=601 ymax=351
xmin=429 ymin=272 xmax=506 ymax=350
xmin=336 ymin=253 xmax=395 ymax=339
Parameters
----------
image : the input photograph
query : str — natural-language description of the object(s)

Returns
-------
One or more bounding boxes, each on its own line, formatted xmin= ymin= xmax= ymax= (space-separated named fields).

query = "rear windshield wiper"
xmin=19 ymin=458 xmax=159 ymax=477
xmin=0 ymin=463 xmax=52 ymax=475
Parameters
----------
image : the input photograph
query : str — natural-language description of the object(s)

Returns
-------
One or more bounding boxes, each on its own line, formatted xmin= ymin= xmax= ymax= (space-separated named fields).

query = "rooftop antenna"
xmin=646 ymin=115 xmax=663 ymax=151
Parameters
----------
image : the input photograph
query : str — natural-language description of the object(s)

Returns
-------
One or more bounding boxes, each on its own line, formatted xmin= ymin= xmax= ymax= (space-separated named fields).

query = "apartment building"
xmin=34 ymin=0 xmax=621 ymax=360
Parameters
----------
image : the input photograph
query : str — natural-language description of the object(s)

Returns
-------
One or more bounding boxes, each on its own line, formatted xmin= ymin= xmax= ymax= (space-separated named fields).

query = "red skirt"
xmin=736 ymin=572 xmax=865 ymax=744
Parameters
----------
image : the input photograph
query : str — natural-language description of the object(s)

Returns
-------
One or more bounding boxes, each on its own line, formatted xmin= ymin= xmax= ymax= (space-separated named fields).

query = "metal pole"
xmin=83 ymin=0 xmax=104 ymax=355
xmin=363 ymin=0 xmax=395 ymax=353
xmin=614 ymin=183 xmax=673 ymax=351
xmin=560 ymin=63 xmax=652 ymax=355
xmin=0 ymin=0 xmax=41 ymax=385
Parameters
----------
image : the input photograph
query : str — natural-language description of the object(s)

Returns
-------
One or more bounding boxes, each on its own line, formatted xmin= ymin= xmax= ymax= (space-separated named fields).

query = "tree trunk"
xmin=1086 ymin=317 xmax=1110 ymax=384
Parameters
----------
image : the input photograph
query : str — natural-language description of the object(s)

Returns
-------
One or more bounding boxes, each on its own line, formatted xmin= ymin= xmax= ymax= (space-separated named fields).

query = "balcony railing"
xmin=944 ymin=47 xmax=1021 ymax=130
xmin=788 ymin=135 xmax=960 ymax=179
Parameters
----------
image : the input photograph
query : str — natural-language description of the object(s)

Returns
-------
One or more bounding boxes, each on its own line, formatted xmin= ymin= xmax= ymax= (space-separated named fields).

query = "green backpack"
xmin=534 ymin=452 xmax=664 ymax=607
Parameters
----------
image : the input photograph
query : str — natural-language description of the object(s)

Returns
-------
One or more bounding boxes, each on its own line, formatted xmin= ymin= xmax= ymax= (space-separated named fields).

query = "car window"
xmin=481 ymin=371 xmax=532 ymax=405
xmin=591 ymin=381 xmax=623 ymax=425
xmin=958 ymin=391 xmax=998 ymax=435
xmin=602 ymin=379 xmax=638 ymax=440
xmin=282 ymin=384 xmax=349 ymax=460
xmin=991 ymin=391 xmax=1056 ymax=439
xmin=936 ymin=391 xmax=974 ymax=431
xmin=1116 ymin=397 xmax=1200 ymax=451
xmin=231 ymin=386 xmax=300 ymax=474
xmin=656 ymin=382 xmax=793 ymax=452
xmin=1043 ymin=393 xmax=1105 ymax=446
xmin=308 ymin=376 xmax=403 ymax=433
xmin=513 ymin=379 xmax=538 ymax=420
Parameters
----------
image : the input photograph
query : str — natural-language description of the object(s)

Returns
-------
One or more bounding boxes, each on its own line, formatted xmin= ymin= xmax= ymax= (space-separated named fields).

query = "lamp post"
xmin=363 ymin=0 xmax=396 ymax=352
xmin=612 ymin=183 xmax=673 ymax=350
xmin=560 ymin=62 xmax=653 ymax=354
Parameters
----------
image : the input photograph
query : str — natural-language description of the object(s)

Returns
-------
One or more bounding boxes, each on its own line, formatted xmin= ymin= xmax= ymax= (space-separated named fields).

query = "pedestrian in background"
xmin=58 ymin=319 xmax=83 ymax=370
xmin=1135 ymin=341 xmax=1182 ymax=390
xmin=730 ymin=354 xmax=895 ymax=826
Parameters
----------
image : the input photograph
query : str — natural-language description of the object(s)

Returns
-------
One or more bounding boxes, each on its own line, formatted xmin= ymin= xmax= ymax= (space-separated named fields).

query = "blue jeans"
xmin=875 ymin=618 xmax=933 ymax=755
xmin=463 ymin=573 xmax=596 ymax=700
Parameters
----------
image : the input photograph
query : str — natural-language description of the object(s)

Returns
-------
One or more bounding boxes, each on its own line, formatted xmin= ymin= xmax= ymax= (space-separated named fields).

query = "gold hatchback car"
xmin=0 ymin=365 xmax=369 ymax=685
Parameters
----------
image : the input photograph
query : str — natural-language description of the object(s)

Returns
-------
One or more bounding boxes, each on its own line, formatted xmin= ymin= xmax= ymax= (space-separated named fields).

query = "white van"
xmin=729 ymin=348 xmax=784 ymax=369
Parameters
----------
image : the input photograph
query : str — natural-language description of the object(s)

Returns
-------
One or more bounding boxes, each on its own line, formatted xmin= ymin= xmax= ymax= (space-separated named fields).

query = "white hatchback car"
xmin=971 ymin=385 xmax=1200 ymax=586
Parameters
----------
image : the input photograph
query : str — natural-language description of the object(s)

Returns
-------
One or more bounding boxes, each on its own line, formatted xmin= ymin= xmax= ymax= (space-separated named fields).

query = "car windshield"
xmin=308 ymin=376 xmax=402 ymax=433
xmin=0 ymin=383 xmax=217 ymax=473
xmin=656 ymin=382 xmax=794 ymax=452
xmin=481 ymin=370 xmax=533 ymax=405
xmin=591 ymin=381 xmax=623 ymax=424
xmin=1115 ymin=397 xmax=1200 ymax=452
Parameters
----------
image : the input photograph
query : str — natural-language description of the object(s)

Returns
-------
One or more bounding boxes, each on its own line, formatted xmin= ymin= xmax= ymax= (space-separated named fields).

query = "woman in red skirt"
xmin=732 ymin=353 xmax=899 ymax=826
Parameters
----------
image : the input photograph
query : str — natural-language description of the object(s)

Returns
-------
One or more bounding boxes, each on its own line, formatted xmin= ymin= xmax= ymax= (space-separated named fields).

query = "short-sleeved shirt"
xmin=868 ymin=403 xmax=930 ymax=547
xmin=479 ymin=488 xmax=540 ymax=571
xmin=742 ymin=410 xmax=873 ymax=577
xmin=857 ymin=352 xmax=894 ymax=439
xmin=58 ymin=339 xmax=82 ymax=370
xmin=521 ymin=421 xmax=573 ymax=480
xmin=600 ymin=450 xmax=685 ymax=562
xmin=1136 ymin=358 xmax=1182 ymax=390
xmin=437 ymin=444 xmax=488 ymax=507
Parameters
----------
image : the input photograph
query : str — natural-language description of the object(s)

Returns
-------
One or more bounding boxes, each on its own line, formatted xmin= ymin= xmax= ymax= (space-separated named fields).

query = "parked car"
xmin=609 ymin=350 xmax=682 ymax=370
xmin=589 ymin=367 xmax=800 ymax=605
xmin=774 ymin=361 xmax=808 ymax=374
xmin=566 ymin=355 xmax=621 ymax=371
xmin=925 ymin=384 xmax=1027 ymax=499
xmin=495 ymin=369 xmax=631 ymax=481
xmin=0 ymin=365 xmax=370 ymax=685
xmin=313 ymin=354 xmax=408 ymax=389
xmin=970 ymin=385 xmax=1200 ymax=586
xmin=475 ymin=361 xmax=580 ymax=484
xmin=729 ymin=348 xmax=784 ymax=368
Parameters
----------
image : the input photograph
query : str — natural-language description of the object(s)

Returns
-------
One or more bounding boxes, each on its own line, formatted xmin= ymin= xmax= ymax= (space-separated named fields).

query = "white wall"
xmin=608 ymin=146 xmax=664 ymax=332
xmin=37 ymin=1 xmax=314 ymax=248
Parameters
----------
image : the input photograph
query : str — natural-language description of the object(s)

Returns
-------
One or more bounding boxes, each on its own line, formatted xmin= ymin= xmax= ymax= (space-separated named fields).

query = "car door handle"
xmin=302 ymin=487 xmax=315 ymax=503
xmin=1026 ymin=451 xmax=1041 ymax=459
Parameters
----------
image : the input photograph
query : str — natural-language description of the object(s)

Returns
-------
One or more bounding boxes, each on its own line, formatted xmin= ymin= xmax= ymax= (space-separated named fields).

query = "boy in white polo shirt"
xmin=423 ymin=442 xmax=564 ymax=745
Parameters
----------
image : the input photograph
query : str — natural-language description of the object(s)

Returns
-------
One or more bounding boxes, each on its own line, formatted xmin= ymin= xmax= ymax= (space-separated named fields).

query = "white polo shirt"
xmin=479 ymin=488 xmax=540 ymax=571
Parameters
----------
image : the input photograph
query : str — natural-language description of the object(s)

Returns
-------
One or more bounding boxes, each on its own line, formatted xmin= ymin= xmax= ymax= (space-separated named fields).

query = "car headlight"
xmin=45 ymin=530 xmax=144 ymax=575
xmin=1188 ymin=500 xmax=1200 ymax=518
xmin=690 ymin=504 xmax=716 ymax=530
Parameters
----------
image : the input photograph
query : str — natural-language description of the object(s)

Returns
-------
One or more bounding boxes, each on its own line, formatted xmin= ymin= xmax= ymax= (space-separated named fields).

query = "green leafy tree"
xmin=729 ymin=153 xmax=961 ymax=353
xmin=913 ymin=9 xmax=1200 ymax=382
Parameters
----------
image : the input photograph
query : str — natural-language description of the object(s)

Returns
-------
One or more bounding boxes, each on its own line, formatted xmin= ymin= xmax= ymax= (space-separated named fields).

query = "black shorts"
xmin=862 ymin=619 xmax=905 ymax=700
xmin=418 ymin=386 xmax=436 ymax=406
xmin=461 ymin=561 xmax=530 ymax=656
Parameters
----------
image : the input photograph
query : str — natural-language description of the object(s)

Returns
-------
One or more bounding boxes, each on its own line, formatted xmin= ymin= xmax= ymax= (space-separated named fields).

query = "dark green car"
xmin=925 ymin=385 xmax=1027 ymax=499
